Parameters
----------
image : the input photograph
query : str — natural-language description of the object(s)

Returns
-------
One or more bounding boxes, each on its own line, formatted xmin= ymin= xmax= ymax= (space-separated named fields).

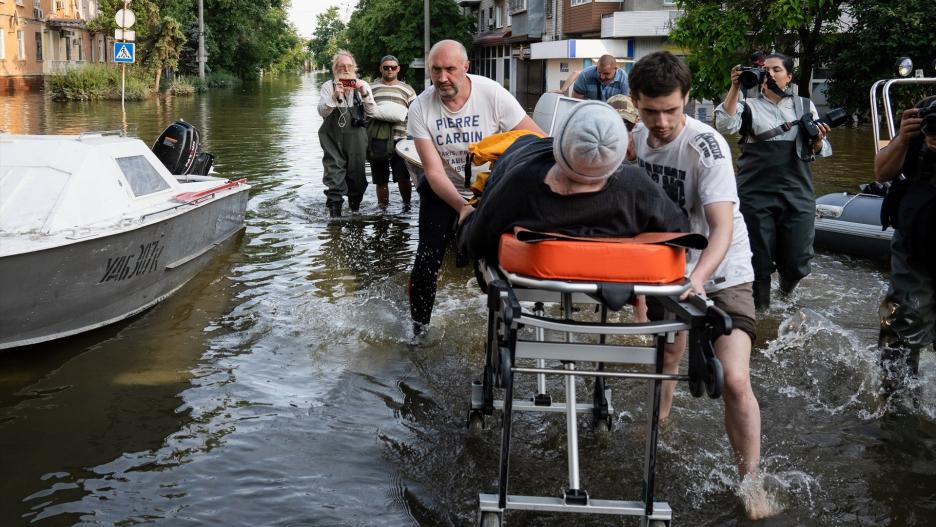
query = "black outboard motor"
xmin=152 ymin=120 xmax=214 ymax=176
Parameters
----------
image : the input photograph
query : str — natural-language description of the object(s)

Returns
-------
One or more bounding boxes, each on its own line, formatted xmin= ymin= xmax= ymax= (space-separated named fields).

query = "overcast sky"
xmin=288 ymin=0 xmax=357 ymax=39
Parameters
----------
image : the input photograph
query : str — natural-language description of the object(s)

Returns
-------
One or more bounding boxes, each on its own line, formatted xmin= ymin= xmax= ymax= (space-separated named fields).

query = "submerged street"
xmin=1 ymin=73 xmax=934 ymax=526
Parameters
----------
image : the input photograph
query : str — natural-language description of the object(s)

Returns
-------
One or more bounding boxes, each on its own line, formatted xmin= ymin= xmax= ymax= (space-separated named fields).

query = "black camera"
xmin=920 ymin=104 xmax=936 ymax=136
xmin=800 ymin=108 xmax=849 ymax=141
xmin=738 ymin=66 xmax=768 ymax=91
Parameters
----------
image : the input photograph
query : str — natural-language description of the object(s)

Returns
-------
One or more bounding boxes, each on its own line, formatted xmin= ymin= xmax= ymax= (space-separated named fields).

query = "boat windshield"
xmin=115 ymin=155 xmax=171 ymax=197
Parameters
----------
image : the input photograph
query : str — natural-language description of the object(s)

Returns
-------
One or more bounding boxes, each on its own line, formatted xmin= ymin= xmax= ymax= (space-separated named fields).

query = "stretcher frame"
xmin=469 ymin=260 xmax=730 ymax=527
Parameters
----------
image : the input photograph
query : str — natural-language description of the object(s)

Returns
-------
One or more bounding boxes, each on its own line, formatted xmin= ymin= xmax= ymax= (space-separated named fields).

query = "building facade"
xmin=1 ymin=0 xmax=105 ymax=92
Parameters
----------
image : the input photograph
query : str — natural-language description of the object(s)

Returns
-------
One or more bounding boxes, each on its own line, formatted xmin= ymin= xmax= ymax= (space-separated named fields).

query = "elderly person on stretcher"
xmin=457 ymin=101 xmax=689 ymax=263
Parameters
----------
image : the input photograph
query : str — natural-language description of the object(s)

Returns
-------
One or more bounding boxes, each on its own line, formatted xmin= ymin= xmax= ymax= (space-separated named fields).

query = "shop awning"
xmin=473 ymin=28 xmax=511 ymax=46
xmin=45 ymin=18 xmax=86 ymax=29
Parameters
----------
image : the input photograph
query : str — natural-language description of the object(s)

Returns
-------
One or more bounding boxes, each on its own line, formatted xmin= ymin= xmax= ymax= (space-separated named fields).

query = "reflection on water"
xmin=1 ymin=79 xmax=934 ymax=526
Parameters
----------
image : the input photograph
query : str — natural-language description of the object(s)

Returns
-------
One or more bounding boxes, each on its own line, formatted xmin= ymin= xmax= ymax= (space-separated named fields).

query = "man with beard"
xmin=406 ymin=39 xmax=544 ymax=335
xmin=368 ymin=55 xmax=417 ymax=208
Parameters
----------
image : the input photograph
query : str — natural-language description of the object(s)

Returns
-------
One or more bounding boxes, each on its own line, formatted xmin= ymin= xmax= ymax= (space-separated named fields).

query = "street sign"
xmin=114 ymin=29 xmax=135 ymax=41
xmin=114 ymin=42 xmax=135 ymax=64
xmin=115 ymin=9 xmax=135 ymax=29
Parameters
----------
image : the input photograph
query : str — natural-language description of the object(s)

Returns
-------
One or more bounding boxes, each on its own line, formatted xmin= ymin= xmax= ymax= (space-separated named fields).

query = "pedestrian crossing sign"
xmin=114 ymin=42 xmax=135 ymax=64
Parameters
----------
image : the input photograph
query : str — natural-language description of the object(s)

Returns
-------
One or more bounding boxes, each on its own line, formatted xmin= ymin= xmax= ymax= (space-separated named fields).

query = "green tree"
xmin=309 ymin=6 xmax=346 ymax=70
xmin=203 ymin=0 xmax=306 ymax=78
xmin=671 ymin=0 xmax=845 ymax=103
xmin=822 ymin=0 xmax=936 ymax=115
xmin=343 ymin=0 xmax=475 ymax=84
xmin=150 ymin=16 xmax=187 ymax=92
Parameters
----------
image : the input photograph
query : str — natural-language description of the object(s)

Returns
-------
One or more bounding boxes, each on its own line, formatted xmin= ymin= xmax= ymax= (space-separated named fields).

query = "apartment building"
xmin=1 ymin=0 xmax=103 ymax=91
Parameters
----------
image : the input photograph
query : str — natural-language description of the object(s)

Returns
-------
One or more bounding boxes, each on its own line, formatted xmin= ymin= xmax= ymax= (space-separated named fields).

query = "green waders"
xmin=737 ymin=140 xmax=815 ymax=308
xmin=318 ymin=103 xmax=368 ymax=215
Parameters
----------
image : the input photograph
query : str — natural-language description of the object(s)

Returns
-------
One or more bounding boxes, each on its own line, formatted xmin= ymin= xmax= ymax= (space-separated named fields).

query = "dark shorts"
xmin=707 ymin=282 xmax=757 ymax=343
xmin=648 ymin=282 xmax=757 ymax=343
xmin=370 ymin=143 xmax=407 ymax=185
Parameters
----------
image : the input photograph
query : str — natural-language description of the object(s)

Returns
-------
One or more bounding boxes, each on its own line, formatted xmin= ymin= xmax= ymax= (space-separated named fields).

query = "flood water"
xmin=1 ymin=75 xmax=934 ymax=527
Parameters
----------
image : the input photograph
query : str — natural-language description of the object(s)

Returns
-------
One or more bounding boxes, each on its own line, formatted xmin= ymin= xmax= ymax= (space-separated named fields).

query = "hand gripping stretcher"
xmin=467 ymin=230 xmax=730 ymax=527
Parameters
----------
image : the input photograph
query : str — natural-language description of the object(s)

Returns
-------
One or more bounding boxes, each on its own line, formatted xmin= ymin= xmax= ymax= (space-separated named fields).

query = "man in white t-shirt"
xmin=407 ymin=39 xmax=544 ymax=334
xmin=629 ymin=51 xmax=775 ymax=520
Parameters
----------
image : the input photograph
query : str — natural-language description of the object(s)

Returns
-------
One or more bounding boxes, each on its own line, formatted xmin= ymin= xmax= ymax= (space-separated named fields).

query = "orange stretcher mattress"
xmin=498 ymin=231 xmax=705 ymax=284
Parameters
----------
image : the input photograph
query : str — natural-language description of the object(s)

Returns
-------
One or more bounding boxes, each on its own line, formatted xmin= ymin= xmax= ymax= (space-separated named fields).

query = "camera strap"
xmin=748 ymin=97 xmax=807 ymax=142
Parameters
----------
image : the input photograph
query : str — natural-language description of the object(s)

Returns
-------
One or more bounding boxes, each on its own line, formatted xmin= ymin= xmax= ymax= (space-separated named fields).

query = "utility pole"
xmin=424 ymin=0 xmax=430 ymax=89
xmin=198 ymin=0 xmax=206 ymax=80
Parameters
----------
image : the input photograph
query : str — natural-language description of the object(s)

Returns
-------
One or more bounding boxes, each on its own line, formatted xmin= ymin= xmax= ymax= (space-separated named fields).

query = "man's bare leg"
xmin=376 ymin=183 xmax=390 ymax=207
xmin=398 ymin=177 xmax=412 ymax=207
xmin=660 ymin=330 xmax=776 ymax=520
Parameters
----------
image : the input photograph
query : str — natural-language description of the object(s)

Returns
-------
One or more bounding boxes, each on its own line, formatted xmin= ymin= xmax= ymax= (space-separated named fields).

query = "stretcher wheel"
xmin=479 ymin=511 xmax=502 ymax=527
xmin=688 ymin=376 xmax=705 ymax=398
xmin=706 ymin=356 xmax=724 ymax=399
xmin=499 ymin=347 xmax=512 ymax=388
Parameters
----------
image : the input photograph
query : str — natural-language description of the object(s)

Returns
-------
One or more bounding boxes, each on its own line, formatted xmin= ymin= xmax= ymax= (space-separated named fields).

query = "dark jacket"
xmin=457 ymin=136 xmax=690 ymax=261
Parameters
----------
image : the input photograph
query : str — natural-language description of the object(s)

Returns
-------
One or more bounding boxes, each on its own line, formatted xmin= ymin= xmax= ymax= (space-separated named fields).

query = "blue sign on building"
xmin=114 ymin=42 xmax=135 ymax=64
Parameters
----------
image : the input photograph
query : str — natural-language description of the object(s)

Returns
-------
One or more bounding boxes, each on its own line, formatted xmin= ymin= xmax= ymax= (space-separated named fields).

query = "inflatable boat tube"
xmin=814 ymin=192 xmax=892 ymax=260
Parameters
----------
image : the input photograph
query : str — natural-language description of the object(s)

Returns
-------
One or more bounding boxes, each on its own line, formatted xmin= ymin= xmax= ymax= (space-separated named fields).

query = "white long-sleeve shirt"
xmin=715 ymin=96 xmax=831 ymax=158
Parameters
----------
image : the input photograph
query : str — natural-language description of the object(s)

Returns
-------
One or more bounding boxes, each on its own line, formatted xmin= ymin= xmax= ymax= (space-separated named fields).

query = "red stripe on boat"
xmin=175 ymin=179 xmax=247 ymax=202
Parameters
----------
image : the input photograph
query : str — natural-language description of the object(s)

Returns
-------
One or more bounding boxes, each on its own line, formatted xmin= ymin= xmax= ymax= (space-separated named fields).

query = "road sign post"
xmin=115 ymin=2 xmax=135 ymax=116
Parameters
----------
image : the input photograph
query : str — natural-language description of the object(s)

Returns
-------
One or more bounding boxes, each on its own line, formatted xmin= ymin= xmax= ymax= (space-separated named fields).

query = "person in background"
xmin=406 ymin=39 xmax=544 ymax=335
xmin=607 ymin=94 xmax=639 ymax=163
xmin=317 ymin=49 xmax=376 ymax=218
xmin=714 ymin=53 xmax=832 ymax=309
xmin=368 ymin=55 xmax=417 ymax=209
xmin=874 ymin=95 xmax=936 ymax=383
xmin=629 ymin=51 xmax=774 ymax=520
xmin=571 ymin=54 xmax=629 ymax=102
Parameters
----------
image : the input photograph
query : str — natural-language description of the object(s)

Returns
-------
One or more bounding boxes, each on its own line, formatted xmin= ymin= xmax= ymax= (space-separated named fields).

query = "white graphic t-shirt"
xmin=408 ymin=74 xmax=527 ymax=196
xmin=632 ymin=116 xmax=754 ymax=292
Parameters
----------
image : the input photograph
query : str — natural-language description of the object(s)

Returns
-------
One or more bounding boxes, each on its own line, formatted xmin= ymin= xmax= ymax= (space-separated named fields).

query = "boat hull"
xmin=0 ymin=189 xmax=249 ymax=350
xmin=814 ymin=192 xmax=892 ymax=261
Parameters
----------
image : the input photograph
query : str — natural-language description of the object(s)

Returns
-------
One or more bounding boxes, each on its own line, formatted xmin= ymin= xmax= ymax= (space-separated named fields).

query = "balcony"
xmin=601 ymin=10 xmax=682 ymax=38
xmin=458 ymin=0 xmax=482 ymax=6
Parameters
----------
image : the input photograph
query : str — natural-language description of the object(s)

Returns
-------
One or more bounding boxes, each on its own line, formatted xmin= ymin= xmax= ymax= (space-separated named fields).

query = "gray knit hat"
xmin=553 ymin=100 xmax=628 ymax=182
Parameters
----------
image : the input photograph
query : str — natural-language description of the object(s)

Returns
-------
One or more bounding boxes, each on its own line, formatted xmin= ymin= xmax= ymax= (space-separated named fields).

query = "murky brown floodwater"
xmin=1 ymin=75 xmax=934 ymax=527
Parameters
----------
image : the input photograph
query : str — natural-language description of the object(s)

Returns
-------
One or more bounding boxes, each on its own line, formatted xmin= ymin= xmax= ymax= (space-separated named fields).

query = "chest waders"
xmin=736 ymin=106 xmax=815 ymax=309
xmin=318 ymin=97 xmax=368 ymax=215
xmin=878 ymin=152 xmax=936 ymax=389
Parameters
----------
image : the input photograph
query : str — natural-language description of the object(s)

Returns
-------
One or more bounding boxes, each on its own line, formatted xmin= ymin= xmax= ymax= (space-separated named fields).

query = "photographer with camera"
xmin=715 ymin=52 xmax=835 ymax=309
xmin=318 ymin=49 xmax=377 ymax=217
xmin=875 ymin=95 xmax=936 ymax=382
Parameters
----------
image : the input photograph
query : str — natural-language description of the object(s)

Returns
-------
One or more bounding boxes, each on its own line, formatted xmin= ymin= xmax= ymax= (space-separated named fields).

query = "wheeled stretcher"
xmin=468 ymin=231 xmax=730 ymax=527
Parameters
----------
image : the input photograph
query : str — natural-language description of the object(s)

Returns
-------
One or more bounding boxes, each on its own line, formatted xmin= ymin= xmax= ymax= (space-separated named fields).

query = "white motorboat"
xmin=0 ymin=121 xmax=250 ymax=350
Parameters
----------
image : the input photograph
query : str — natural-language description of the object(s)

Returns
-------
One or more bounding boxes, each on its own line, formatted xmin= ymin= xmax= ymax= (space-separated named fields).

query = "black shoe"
xmin=348 ymin=200 xmax=361 ymax=213
xmin=779 ymin=277 xmax=800 ymax=295
xmin=328 ymin=203 xmax=342 ymax=218
xmin=753 ymin=279 xmax=771 ymax=310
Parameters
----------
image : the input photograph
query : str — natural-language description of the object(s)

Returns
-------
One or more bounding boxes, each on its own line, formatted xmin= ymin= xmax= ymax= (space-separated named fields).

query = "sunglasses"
xmin=382 ymin=65 xmax=399 ymax=71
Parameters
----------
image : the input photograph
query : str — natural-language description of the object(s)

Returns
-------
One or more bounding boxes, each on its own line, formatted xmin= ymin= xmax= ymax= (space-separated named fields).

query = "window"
xmin=0 ymin=30 xmax=5 ymax=60
xmin=17 ymin=31 xmax=25 ymax=60
xmin=34 ymin=32 xmax=41 ymax=61
xmin=75 ymin=35 xmax=82 ymax=61
xmin=509 ymin=0 xmax=527 ymax=14
xmin=116 ymin=156 xmax=171 ymax=196
xmin=503 ymin=57 xmax=510 ymax=91
xmin=546 ymin=0 xmax=553 ymax=19
xmin=571 ymin=0 xmax=591 ymax=6
xmin=64 ymin=35 xmax=71 ymax=60
xmin=663 ymin=0 xmax=677 ymax=4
